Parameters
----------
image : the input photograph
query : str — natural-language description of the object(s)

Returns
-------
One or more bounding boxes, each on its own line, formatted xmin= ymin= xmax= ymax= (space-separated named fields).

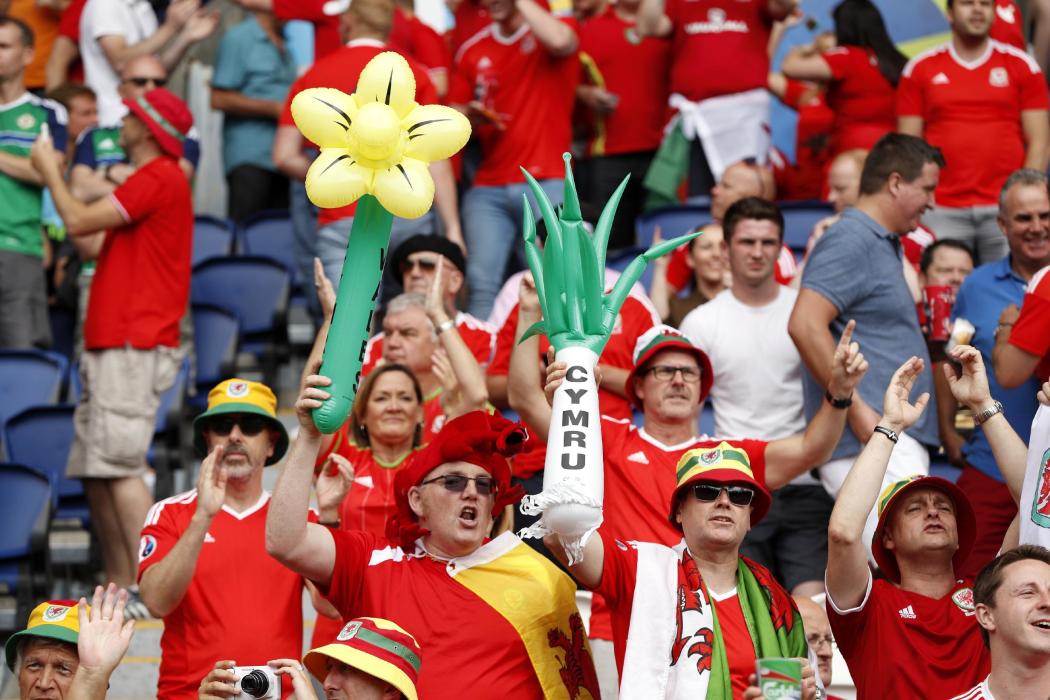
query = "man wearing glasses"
xmin=268 ymin=404 xmax=601 ymax=699
xmin=361 ymin=233 xmax=496 ymax=373
xmin=136 ymin=379 xmax=311 ymax=700
xmin=549 ymin=443 xmax=819 ymax=699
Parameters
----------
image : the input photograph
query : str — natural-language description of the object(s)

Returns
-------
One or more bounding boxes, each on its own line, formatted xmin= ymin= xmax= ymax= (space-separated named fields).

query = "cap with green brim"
xmin=5 ymin=600 xmax=84 ymax=671
xmin=192 ymin=379 xmax=289 ymax=465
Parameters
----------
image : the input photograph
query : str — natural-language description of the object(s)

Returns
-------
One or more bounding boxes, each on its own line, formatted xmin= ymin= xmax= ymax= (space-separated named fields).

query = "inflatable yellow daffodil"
xmin=290 ymin=51 xmax=472 ymax=434
xmin=290 ymin=51 xmax=471 ymax=219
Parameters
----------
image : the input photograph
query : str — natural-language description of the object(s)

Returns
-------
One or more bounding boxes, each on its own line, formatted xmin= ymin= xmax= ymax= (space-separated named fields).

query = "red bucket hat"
xmin=625 ymin=325 xmax=713 ymax=410
xmin=385 ymin=411 xmax=528 ymax=548
xmin=122 ymin=88 xmax=193 ymax=159
xmin=872 ymin=475 xmax=976 ymax=583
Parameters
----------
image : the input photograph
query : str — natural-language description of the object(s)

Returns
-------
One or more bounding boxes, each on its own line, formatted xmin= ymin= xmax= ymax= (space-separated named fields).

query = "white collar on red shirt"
xmin=637 ymin=427 xmax=706 ymax=453
xmin=346 ymin=38 xmax=387 ymax=49
xmin=220 ymin=490 xmax=270 ymax=520
xmin=491 ymin=22 xmax=530 ymax=45
xmin=948 ymin=39 xmax=994 ymax=71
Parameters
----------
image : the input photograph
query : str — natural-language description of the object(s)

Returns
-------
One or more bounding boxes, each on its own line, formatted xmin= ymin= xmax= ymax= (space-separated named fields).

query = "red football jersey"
xmin=138 ymin=492 xmax=305 ymax=700
xmin=450 ymin=0 xmax=490 ymax=55
xmin=991 ymin=0 xmax=1025 ymax=50
xmin=449 ymin=16 xmax=579 ymax=185
xmin=589 ymin=420 xmax=768 ymax=640
xmin=950 ymin=677 xmax=995 ymax=700
xmin=822 ymin=45 xmax=896 ymax=154
xmin=279 ymin=41 xmax=438 ymax=226
xmin=390 ymin=8 xmax=453 ymax=80
xmin=87 ymin=157 xmax=191 ymax=350
xmin=578 ymin=6 xmax=671 ymax=156
xmin=664 ymin=0 xmax=773 ymax=102
xmin=362 ymin=311 xmax=496 ymax=375
xmin=902 ymin=225 xmax=937 ymax=271
xmin=827 ymin=575 xmax=991 ymax=699
xmin=776 ymin=80 xmax=833 ymax=201
xmin=322 ymin=530 xmax=568 ymax=698
xmin=1009 ymin=264 xmax=1050 ymax=380
xmin=898 ymin=41 xmax=1048 ymax=207
xmin=273 ymin=0 xmax=342 ymax=59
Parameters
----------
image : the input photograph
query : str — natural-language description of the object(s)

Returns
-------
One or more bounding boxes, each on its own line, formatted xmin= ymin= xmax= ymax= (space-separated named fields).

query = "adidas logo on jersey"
xmin=932 ymin=73 xmax=950 ymax=85
xmin=627 ymin=451 xmax=649 ymax=464
xmin=898 ymin=605 xmax=917 ymax=620
xmin=204 ymin=532 xmax=216 ymax=543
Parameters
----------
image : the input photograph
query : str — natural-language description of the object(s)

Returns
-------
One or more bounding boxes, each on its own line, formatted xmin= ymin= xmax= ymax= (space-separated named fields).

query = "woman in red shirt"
xmin=781 ymin=0 xmax=906 ymax=156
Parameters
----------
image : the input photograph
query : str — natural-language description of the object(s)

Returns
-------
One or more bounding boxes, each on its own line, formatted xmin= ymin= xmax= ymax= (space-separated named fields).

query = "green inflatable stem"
xmin=520 ymin=153 xmax=701 ymax=356
xmin=312 ymin=194 xmax=393 ymax=433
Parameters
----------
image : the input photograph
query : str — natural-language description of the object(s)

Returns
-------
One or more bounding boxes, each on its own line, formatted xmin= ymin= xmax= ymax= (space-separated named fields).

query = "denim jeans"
xmin=317 ymin=210 xmax=437 ymax=302
xmin=462 ymin=179 xmax=564 ymax=320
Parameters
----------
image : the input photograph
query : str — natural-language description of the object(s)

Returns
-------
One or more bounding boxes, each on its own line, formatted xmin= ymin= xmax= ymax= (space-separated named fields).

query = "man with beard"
xmin=136 ymin=379 xmax=309 ymax=700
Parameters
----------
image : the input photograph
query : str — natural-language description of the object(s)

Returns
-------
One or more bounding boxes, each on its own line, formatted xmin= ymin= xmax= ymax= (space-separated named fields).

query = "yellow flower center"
xmin=353 ymin=102 xmax=402 ymax=163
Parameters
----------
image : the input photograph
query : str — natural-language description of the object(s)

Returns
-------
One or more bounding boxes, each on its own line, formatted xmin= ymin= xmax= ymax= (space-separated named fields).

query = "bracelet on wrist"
xmin=973 ymin=400 xmax=1004 ymax=426
xmin=873 ymin=425 xmax=899 ymax=443
xmin=435 ymin=318 xmax=455 ymax=334
xmin=825 ymin=390 xmax=853 ymax=409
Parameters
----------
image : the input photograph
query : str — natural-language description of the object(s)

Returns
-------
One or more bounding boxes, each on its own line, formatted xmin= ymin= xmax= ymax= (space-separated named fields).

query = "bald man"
xmin=794 ymin=595 xmax=837 ymax=695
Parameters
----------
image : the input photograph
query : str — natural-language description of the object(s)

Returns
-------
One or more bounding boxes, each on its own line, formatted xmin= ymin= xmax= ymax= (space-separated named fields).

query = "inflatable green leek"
xmin=289 ymin=52 xmax=471 ymax=433
xmin=518 ymin=153 xmax=700 ymax=563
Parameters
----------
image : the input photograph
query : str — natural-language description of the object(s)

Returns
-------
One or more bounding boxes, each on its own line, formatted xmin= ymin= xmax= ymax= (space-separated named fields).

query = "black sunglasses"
xmin=419 ymin=474 xmax=497 ymax=495
xmin=126 ymin=76 xmax=167 ymax=87
xmin=204 ymin=414 xmax=269 ymax=437
xmin=399 ymin=257 xmax=438 ymax=275
xmin=691 ymin=483 xmax=755 ymax=507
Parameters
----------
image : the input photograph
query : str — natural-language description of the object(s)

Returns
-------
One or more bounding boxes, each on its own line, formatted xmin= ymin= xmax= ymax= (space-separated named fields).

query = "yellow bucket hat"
xmin=192 ymin=379 xmax=289 ymax=465
xmin=669 ymin=441 xmax=772 ymax=529
xmin=304 ymin=617 xmax=422 ymax=700
xmin=5 ymin=599 xmax=85 ymax=670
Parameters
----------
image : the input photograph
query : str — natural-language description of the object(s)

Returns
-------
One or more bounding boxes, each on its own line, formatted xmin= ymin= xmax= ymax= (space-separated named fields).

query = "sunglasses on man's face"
xmin=204 ymin=414 xmax=268 ymax=437
xmin=419 ymin=474 xmax=497 ymax=495
xmin=690 ymin=483 xmax=755 ymax=507
xmin=126 ymin=76 xmax=167 ymax=87
xmin=399 ymin=257 xmax=438 ymax=276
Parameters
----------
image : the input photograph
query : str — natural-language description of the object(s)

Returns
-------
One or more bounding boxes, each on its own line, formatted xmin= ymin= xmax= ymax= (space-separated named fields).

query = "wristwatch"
xmin=825 ymin=390 xmax=853 ymax=409
xmin=436 ymin=318 xmax=455 ymax=334
xmin=973 ymin=400 xmax=1004 ymax=426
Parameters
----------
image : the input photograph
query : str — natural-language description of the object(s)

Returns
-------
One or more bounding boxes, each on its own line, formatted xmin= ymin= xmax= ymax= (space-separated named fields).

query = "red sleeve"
xmin=362 ymin=334 xmax=383 ymax=375
xmin=273 ymin=0 xmax=328 ymax=22
xmin=111 ymin=166 xmax=160 ymax=223
xmin=1018 ymin=58 xmax=1050 ymax=111
xmin=618 ymin=296 xmax=659 ymax=346
xmin=136 ymin=502 xmax=182 ymax=581
xmin=780 ymin=79 xmax=806 ymax=111
xmin=316 ymin=529 xmax=378 ymax=617
xmin=821 ymin=47 xmax=852 ymax=81
xmin=1009 ymin=292 xmax=1050 ymax=358
xmin=412 ymin=20 xmax=453 ymax=72
xmin=593 ymin=529 xmax=639 ymax=607
xmin=774 ymin=245 xmax=797 ymax=285
xmin=896 ymin=67 xmax=924 ymax=118
xmin=667 ymin=245 xmax=692 ymax=290
xmin=737 ymin=439 xmax=769 ymax=486
xmin=58 ymin=0 xmax=86 ymax=40
xmin=486 ymin=309 xmax=517 ymax=377
xmin=664 ymin=0 xmax=681 ymax=28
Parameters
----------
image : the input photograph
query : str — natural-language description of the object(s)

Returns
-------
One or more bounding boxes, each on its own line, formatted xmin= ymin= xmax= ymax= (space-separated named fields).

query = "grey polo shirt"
xmin=799 ymin=208 xmax=938 ymax=460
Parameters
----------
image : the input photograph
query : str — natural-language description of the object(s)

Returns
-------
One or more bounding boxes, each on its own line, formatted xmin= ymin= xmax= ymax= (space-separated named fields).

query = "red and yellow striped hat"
xmin=304 ymin=617 xmax=422 ymax=699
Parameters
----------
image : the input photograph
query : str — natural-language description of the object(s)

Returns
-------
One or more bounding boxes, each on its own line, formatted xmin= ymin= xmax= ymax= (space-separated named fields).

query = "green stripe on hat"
xmin=676 ymin=447 xmax=750 ymax=482
xmin=878 ymin=475 xmax=924 ymax=517
xmin=135 ymin=96 xmax=185 ymax=142
xmin=633 ymin=333 xmax=691 ymax=366
xmin=354 ymin=626 xmax=422 ymax=673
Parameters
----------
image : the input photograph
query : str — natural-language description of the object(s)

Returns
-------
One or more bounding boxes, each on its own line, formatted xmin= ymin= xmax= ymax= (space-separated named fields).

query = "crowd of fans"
xmin=5 ymin=0 xmax=1050 ymax=698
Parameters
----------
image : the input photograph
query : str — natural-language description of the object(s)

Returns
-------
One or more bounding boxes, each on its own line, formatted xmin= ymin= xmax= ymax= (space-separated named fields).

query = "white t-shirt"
xmin=679 ymin=285 xmax=815 ymax=485
xmin=80 ymin=0 xmax=159 ymax=124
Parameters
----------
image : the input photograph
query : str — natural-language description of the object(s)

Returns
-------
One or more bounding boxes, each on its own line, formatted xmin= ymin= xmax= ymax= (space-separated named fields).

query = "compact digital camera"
xmin=231 ymin=666 xmax=281 ymax=700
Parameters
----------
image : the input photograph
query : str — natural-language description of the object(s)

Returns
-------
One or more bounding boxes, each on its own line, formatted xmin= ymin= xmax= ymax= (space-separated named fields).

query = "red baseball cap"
xmin=625 ymin=325 xmax=713 ymax=410
xmin=871 ymin=475 xmax=976 ymax=583
xmin=122 ymin=88 xmax=193 ymax=159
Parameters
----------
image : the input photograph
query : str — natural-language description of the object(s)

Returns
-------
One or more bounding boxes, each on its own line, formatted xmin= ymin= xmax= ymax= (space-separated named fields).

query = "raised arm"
xmin=139 ymin=446 xmax=228 ymax=617
xmin=765 ymin=319 xmax=868 ymax=489
xmin=516 ymin=0 xmax=577 ymax=56
xmin=507 ymin=274 xmax=554 ymax=442
xmin=265 ymin=374 xmax=337 ymax=585
xmin=68 ymin=585 xmax=134 ymax=700
xmin=637 ymin=0 xmax=672 ymax=38
xmin=428 ymin=261 xmax=487 ymax=415
xmin=273 ymin=124 xmax=311 ymax=181
xmin=545 ymin=530 xmax=605 ymax=589
xmin=826 ymin=358 xmax=930 ymax=609
xmin=944 ymin=344 xmax=1028 ymax=502
xmin=780 ymin=47 xmax=832 ymax=83
xmin=992 ymin=304 xmax=1042 ymax=388
xmin=1021 ymin=109 xmax=1050 ymax=172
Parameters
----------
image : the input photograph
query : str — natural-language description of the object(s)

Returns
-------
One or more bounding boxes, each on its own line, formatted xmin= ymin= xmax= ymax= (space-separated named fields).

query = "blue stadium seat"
xmin=0 ymin=350 xmax=68 ymax=454
xmin=190 ymin=303 xmax=240 ymax=408
xmin=779 ymin=200 xmax=835 ymax=252
xmin=635 ymin=204 xmax=712 ymax=249
xmin=193 ymin=215 xmax=236 ymax=267
xmin=239 ymin=210 xmax=298 ymax=288
xmin=0 ymin=463 xmax=52 ymax=621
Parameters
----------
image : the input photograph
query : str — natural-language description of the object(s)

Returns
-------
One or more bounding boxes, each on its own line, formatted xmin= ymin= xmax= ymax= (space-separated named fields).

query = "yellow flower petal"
xmin=403 ymin=104 xmax=472 ymax=164
xmin=354 ymin=51 xmax=417 ymax=118
xmin=304 ymin=149 xmax=371 ymax=209
xmin=290 ymin=88 xmax=356 ymax=149
xmin=372 ymin=157 xmax=434 ymax=219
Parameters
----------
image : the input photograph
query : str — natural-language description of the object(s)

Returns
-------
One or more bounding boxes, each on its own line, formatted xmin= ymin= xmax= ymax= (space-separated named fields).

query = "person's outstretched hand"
xmin=943 ymin=344 xmax=995 ymax=411
xmin=76 ymin=584 xmax=135 ymax=678
xmin=268 ymin=658 xmax=319 ymax=700
xmin=827 ymin=319 xmax=868 ymax=399
xmin=882 ymin=356 xmax=931 ymax=432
